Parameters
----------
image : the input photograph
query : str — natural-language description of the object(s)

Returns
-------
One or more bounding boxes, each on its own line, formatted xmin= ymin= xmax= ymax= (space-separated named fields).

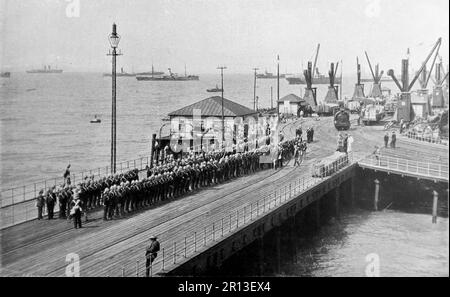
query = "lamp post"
xmin=107 ymin=23 xmax=122 ymax=174
xmin=253 ymin=68 xmax=259 ymax=110
xmin=217 ymin=66 xmax=227 ymax=147
xmin=277 ymin=55 xmax=280 ymax=121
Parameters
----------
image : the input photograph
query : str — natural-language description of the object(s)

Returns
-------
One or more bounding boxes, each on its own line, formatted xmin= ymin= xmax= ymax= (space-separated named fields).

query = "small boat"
xmin=206 ymin=85 xmax=223 ymax=92
xmin=90 ymin=115 xmax=101 ymax=123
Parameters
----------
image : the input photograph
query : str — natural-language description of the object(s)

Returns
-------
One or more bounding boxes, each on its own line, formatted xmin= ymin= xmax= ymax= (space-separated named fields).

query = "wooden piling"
xmin=276 ymin=229 xmax=281 ymax=273
xmin=432 ymin=190 xmax=438 ymax=224
xmin=315 ymin=200 xmax=320 ymax=229
xmin=335 ymin=186 xmax=340 ymax=219
xmin=374 ymin=179 xmax=380 ymax=211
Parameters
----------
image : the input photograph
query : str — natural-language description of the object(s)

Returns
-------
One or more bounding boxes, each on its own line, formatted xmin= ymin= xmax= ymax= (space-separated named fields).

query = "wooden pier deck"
xmin=0 ymin=118 xmax=407 ymax=277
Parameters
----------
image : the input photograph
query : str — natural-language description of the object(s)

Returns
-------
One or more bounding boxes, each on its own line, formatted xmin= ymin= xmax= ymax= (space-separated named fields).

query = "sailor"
xmin=70 ymin=191 xmax=83 ymax=229
xmin=390 ymin=131 xmax=397 ymax=149
xmin=294 ymin=144 xmax=301 ymax=166
xmin=58 ymin=187 xmax=68 ymax=219
xmin=63 ymin=164 xmax=71 ymax=186
xmin=46 ymin=188 xmax=56 ymax=220
xmin=36 ymin=189 xmax=45 ymax=220
xmin=145 ymin=236 xmax=161 ymax=277
xmin=384 ymin=132 xmax=389 ymax=148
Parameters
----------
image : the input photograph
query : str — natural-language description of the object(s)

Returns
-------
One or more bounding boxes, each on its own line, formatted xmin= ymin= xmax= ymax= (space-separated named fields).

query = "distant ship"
xmin=206 ymin=85 xmax=223 ymax=92
xmin=256 ymin=70 xmax=286 ymax=79
xmin=286 ymin=74 xmax=341 ymax=85
xmin=103 ymin=67 xmax=136 ymax=77
xmin=136 ymin=67 xmax=199 ymax=81
xmin=1 ymin=72 xmax=11 ymax=78
xmin=27 ymin=65 xmax=63 ymax=74
xmin=90 ymin=115 xmax=101 ymax=123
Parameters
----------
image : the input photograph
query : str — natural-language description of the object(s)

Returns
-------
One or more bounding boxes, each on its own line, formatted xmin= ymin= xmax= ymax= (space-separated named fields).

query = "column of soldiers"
xmin=36 ymin=169 xmax=139 ymax=222
xmin=101 ymin=149 xmax=263 ymax=220
xmin=36 ymin=139 xmax=296 ymax=223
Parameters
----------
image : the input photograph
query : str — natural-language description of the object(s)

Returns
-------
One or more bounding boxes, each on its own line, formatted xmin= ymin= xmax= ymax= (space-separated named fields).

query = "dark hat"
xmin=150 ymin=236 xmax=157 ymax=240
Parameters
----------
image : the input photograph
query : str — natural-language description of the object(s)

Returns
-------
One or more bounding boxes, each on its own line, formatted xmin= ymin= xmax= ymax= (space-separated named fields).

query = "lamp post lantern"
xmin=107 ymin=23 xmax=122 ymax=174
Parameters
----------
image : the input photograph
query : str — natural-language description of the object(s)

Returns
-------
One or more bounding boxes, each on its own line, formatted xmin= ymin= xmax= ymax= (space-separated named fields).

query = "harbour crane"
xmin=365 ymin=51 xmax=384 ymax=98
xmin=352 ymin=57 xmax=365 ymax=100
xmin=387 ymin=37 xmax=442 ymax=121
xmin=303 ymin=61 xmax=317 ymax=107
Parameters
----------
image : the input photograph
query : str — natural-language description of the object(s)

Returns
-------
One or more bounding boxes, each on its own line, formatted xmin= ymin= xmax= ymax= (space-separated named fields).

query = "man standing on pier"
xmin=384 ymin=132 xmax=389 ymax=148
xmin=70 ymin=191 xmax=83 ymax=229
xmin=46 ymin=188 xmax=56 ymax=220
xmin=391 ymin=131 xmax=397 ymax=149
xmin=145 ymin=236 xmax=160 ymax=277
xmin=36 ymin=190 xmax=45 ymax=220
xmin=64 ymin=164 xmax=71 ymax=186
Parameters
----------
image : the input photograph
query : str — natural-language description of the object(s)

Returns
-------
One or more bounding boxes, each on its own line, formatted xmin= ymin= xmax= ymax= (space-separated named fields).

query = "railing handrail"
xmin=358 ymin=154 xmax=449 ymax=179
xmin=1 ymin=155 xmax=152 ymax=210
xmin=402 ymin=130 xmax=448 ymax=146
xmin=113 ymin=151 xmax=352 ymax=277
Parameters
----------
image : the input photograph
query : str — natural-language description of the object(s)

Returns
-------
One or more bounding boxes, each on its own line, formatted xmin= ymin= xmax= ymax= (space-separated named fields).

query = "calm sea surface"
xmin=282 ymin=210 xmax=449 ymax=277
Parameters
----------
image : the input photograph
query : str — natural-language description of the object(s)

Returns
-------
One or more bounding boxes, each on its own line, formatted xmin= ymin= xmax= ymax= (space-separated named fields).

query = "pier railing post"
xmin=221 ymin=218 xmax=224 ymax=237
xmin=184 ymin=237 xmax=187 ymax=257
xmin=136 ymin=260 xmax=139 ymax=277
xmin=213 ymin=223 xmax=215 ymax=241
xmin=236 ymin=209 xmax=239 ymax=228
xmin=122 ymin=267 xmax=125 ymax=277
xmin=204 ymin=227 xmax=207 ymax=246
xmin=229 ymin=214 xmax=232 ymax=233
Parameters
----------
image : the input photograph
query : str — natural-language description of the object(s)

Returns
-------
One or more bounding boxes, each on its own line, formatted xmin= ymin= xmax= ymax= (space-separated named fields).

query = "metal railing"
xmin=0 ymin=156 xmax=153 ymax=229
xmin=402 ymin=131 xmax=449 ymax=146
xmin=358 ymin=155 xmax=449 ymax=181
xmin=110 ymin=153 xmax=352 ymax=277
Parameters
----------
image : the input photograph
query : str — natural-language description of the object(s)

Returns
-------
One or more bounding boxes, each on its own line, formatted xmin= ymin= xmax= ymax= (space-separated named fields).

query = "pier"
xmin=2 ymin=116 xmax=447 ymax=277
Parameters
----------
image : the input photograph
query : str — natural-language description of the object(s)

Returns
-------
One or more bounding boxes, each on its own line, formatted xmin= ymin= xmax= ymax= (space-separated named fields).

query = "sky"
xmin=1 ymin=0 xmax=449 ymax=75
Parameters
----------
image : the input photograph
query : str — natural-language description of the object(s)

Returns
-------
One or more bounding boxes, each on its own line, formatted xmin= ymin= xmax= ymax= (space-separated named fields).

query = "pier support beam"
xmin=335 ymin=186 xmax=340 ymax=219
xmin=374 ymin=179 xmax=380 ymax=211
xmin=258 ymin=238 xmax=264 ymax=276
xmin=276 ymin=229 xmax=281 ymax=273
xmin=432 ymin=190 xmax=438 ymax=224
xmin=351 ymin=177 xmax=356 ymax=209
xmin=315 ymin=200 xmax=321 ymax=229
